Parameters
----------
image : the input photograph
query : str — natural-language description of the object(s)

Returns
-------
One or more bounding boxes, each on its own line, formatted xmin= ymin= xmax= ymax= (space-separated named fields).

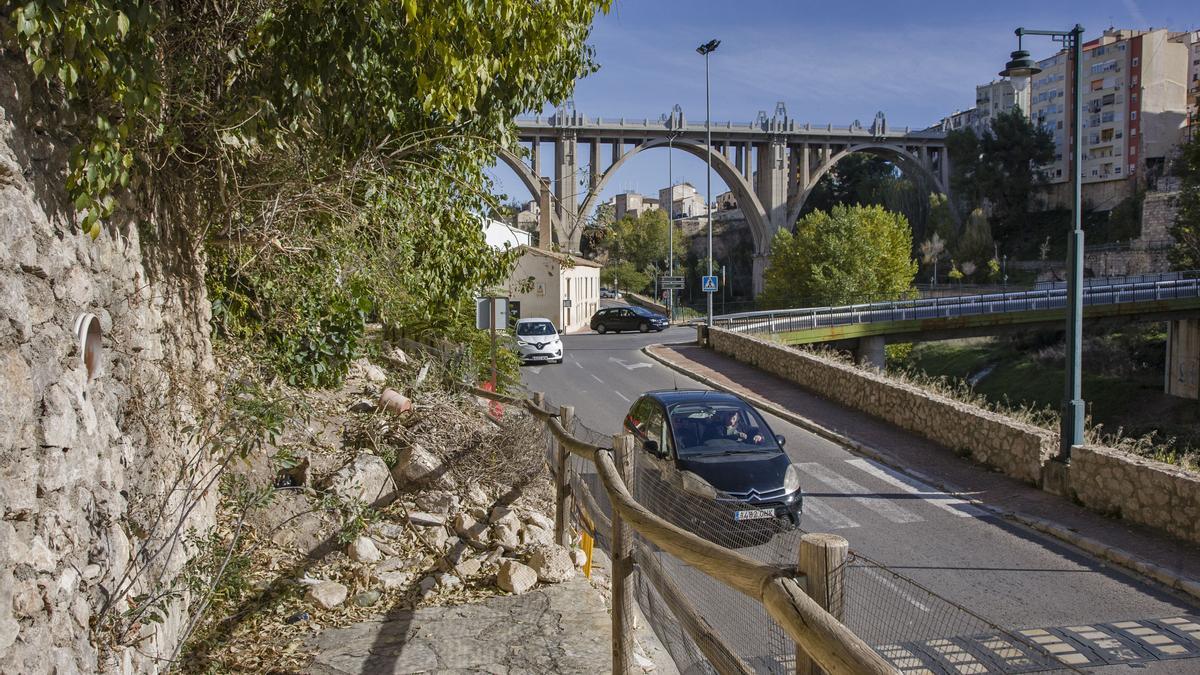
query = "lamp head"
xmin=696 ymin=39 xmax=721 ymax=55
xmin=999 ymin=49 xmax=1041 ymax=90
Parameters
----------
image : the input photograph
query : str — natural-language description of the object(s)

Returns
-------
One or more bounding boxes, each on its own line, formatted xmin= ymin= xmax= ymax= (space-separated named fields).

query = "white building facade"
xmin=505 ymin=246 xmax=601 ymax=333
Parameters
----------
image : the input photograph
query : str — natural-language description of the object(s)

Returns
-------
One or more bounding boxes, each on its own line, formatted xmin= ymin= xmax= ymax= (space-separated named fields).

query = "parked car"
xmin=590 ymin=305 xmax=668 ymax=334
xmin=622 ymin=390 xmax=802 ymax=542
xmin=513 ymin=318 xmax=563 ymax=364
xmin=600 ymin=287 xmax=615 ymax=299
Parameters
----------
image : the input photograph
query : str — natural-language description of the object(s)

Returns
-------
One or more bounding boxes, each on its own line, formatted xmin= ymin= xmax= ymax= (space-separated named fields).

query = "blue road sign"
xmin=702 ymin=275 xmax=719 ymax=293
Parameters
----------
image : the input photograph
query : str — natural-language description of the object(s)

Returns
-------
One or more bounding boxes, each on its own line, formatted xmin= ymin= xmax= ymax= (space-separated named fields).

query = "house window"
xmin=1131 ymin=111 xmax=1137 ymax=121
xmin=1132 ymin=56 xmax=1139 ymax=67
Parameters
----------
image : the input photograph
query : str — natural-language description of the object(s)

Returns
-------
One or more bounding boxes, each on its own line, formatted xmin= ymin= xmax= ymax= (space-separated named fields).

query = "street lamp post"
xmin=697 ymin=38 xmax=720 ymax=327
xmin=1000 ymin=24 xmax=1085 ymax=461
xmin=666 ymin=108 xmax=682 ymax=322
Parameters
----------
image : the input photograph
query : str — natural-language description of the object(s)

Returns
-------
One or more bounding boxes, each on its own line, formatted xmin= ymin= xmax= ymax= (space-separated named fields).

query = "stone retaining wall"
xmin=706 ymin=327 xmax=1056 ymax=484
xmin=626 ymin=292 xmax=668 ymax=316
xmin=0 ymin=58 xmax=215 ymax=673
xmin=1070 ymin=445 xmax=1200 ymax=545
xmin=707 ymin=326 xmax=1200 ymax=547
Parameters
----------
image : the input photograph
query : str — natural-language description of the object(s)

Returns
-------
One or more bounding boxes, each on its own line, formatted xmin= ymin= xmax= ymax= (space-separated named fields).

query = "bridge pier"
xmin=554 ymin=132 xmax=580 ymax=252
xmin=1166 ymin=318 xmax=1200 ymax=399
xmin=854 ymin=336 xmax=886 ymax=370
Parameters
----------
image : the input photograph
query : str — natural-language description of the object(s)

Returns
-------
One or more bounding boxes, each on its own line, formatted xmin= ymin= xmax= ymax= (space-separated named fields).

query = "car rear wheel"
xmin=596 ymin=323 xmax=607 ymax=334
xmin=639 ymin=321 xmax=650 ymax=333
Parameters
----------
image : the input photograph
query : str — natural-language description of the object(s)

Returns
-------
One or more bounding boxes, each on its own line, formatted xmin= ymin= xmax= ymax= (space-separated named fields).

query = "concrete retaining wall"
xmin=706 ymin=327 xmax=1056 ymax=484
xmin=626 ymin=292 xmax=668 ymax=316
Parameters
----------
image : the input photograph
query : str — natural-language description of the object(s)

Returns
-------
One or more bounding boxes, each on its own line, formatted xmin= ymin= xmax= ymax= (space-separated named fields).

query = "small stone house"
xmin=506 ymin=246 xmax=601 ymax=333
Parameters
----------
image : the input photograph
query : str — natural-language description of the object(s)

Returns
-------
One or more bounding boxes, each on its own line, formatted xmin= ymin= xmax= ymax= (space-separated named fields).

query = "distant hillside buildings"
xmin=933 ymin=27 xmax=1196 ymax=207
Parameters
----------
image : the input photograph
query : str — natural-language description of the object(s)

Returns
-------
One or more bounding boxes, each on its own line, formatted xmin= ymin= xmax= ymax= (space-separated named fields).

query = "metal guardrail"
xmin=714 ymin=271 xmax=1200 ymax=337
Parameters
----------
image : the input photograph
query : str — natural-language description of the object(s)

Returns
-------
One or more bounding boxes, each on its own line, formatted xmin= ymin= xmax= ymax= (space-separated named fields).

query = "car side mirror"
xmin=776 ymin=434 xmax=787 ymax=447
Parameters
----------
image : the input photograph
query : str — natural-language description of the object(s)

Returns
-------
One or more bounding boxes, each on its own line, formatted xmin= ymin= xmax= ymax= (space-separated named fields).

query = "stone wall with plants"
xmin=706 ymin=327 xmax=1057 ymax=483
xmin=0 ymin=60 xmax=217 ymax=673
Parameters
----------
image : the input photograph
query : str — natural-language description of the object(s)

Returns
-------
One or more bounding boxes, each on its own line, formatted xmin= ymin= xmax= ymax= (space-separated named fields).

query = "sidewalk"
xmin=646 ymin=342 xmax=1200 ymax=604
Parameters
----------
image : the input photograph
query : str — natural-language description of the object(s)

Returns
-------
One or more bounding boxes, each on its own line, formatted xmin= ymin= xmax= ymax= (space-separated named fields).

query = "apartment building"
xmin=613 ymin=191 xmax=660 ymax=221
xmin=658 ymin=182 xmax=710 ymax=218
xmin=1174 ymin=30 xmax=1200 ymax=137
xmin=1029 ymin=28 xmax=1189 ymax=206
xmin=931 ymin=80 xmax=1023 ymax=134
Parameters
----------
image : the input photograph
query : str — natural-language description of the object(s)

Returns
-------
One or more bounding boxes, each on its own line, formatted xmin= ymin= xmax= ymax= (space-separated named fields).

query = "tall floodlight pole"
xmin=697 ymin=39 xmax=720 ymax=327
xmin=1000 ymin=25 xmax=1085 ymax=461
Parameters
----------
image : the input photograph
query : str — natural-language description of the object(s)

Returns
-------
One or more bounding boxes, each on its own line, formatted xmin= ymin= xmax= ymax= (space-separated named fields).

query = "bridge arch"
xmin=495 ymin=147 xmax=562 ymax=239
xmin=577 ymin=138 xmax=772 ymax=255
xmin=786 ymin=144 xmax=948 ymax=229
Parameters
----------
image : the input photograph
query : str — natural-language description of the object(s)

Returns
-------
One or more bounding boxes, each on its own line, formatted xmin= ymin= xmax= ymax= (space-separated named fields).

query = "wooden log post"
xmin=554 ymin=405 xmax=575 ymax=547
xmin=610 ymin=434 xmax=637 ymax=675
xmin=795 ymin=533 xmax=850 ymax=675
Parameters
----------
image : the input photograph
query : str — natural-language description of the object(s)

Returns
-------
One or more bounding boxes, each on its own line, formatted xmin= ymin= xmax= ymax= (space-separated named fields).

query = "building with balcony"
xmin=1029 ymin=28 xmax=1189 ymax=207
xmin=1172 ymin=30 xmax=1200 ymax=137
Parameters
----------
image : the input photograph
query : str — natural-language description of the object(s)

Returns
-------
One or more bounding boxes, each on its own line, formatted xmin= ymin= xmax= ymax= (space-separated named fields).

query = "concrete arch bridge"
xmin=498 ymin=103 xmax=950 ymax=294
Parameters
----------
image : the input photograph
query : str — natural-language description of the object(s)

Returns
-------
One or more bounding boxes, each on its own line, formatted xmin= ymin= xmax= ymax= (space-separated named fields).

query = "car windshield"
xmin=517 ymin=322 xmax=556 ymax=336
xmin=667 ymin=402 xmax=780 ymax=457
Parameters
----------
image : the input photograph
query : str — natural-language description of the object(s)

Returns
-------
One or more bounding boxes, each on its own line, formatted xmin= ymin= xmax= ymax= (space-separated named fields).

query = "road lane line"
xmin=801 ymin=499 xmax=859 ymax=530
xmin=846 ymin=458 xmax=987 ymax=518
xmin=862 ymin=567 xmax=931 ymax=612
xmin=615 ymin=391 xmax=630 ymax=403
xmin=590 ymin=374 xmax=604 ymax=384
xmin=798 ymin=462 xmax=923 ymax=524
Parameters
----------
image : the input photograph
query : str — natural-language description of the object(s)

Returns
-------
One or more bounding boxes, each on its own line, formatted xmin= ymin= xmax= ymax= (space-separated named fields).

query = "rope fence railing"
xmin=472 ymin=384 xmax=897 ymax=675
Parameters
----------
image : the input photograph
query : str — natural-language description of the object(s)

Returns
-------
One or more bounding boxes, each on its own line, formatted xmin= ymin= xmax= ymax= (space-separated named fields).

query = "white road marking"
xmin=798 ymin=462 xmax=923 ymax=524
xmin=574 ymin=361 xmax=584 ymax=369
xmin=590 ymin=374 xmax=604 ymax=383
xmin=862 ymin=567 xmax=931 ymax=612
xmin=846 ymin=458 xmax=987 ymax=518
xmin=527 ymin=366 xmax=542 ymax=374
xmin=608 ymin=356 xmax=653 ymax=370
xmin=801 ymin=499 xmax=860 ymax=530
xmin=615 ymin=391 xmax=630 ymax=403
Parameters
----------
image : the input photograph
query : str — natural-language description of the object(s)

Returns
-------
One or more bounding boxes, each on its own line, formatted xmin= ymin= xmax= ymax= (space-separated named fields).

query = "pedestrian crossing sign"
xmin=702 ymin=275 xmax=718 ymax=293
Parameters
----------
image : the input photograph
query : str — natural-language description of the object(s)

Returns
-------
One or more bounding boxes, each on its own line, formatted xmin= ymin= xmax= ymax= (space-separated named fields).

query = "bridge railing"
xmin=713 ymin=270 xmax=1200 ymax=337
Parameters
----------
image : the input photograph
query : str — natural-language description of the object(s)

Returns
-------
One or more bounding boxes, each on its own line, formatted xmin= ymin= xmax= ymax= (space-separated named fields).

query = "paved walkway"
xmin=304 ymin=578 xmax=610 ymax=674
xmin=647 ymin=343 xmax=1200 ymax=604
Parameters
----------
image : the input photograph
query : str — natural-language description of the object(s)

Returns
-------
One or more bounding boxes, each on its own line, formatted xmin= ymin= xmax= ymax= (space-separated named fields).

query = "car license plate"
xmin=733 ymin=508 xmax=774 ymax=522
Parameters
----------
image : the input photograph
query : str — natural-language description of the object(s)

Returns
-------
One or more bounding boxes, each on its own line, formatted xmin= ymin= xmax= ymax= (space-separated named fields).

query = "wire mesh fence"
xmin=835 ymin=553 xmax=1084 ymax=675
xmin=394 ymin=331 xmax=1091 ymax=675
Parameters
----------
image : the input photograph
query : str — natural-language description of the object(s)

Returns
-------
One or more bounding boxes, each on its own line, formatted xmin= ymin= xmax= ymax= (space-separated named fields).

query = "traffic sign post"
xmin=702 ymin=275 xmax=719 ymax=293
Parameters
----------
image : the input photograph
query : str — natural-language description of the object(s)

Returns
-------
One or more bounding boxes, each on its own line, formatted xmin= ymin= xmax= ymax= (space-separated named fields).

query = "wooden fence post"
xmin=795 ymin=533 xmax=849 ymax=675
xmin=554 ymin=405 xmax=575 ymax=547
xmin=610 ymin=434 xmax=636 ymax=675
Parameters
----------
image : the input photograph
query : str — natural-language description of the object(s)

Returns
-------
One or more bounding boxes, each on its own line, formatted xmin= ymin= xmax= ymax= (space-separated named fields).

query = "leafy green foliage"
xmin=761 ymin=204 xmax=917 ymax=307
xmin=9 ymin=0 xmax=610 ymax=386
xmin=1170 ymin=134 xmax=1200 ymax=269
xmin=601 ymin=261 xmax=651 ymax=295
xmin=945 ymin=110 xmax=1055 ymax=245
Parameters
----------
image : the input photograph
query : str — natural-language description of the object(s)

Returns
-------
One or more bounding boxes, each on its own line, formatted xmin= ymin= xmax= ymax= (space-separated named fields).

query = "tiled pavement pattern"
xmin=878 ymin=616 xmax=1200 ymax=674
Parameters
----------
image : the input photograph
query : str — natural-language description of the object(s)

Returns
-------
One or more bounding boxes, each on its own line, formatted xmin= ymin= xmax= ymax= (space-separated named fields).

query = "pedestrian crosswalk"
xmin=797 ymin=458 xmax=993 ymax=530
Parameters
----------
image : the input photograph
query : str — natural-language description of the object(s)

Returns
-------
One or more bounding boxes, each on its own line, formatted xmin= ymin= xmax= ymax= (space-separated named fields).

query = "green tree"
xmin=946 ymin=110 xmax=1054 ymax=245
xmin=761 ymin=204 xmax=917 ymax=307
xmin=801 ymin=154 xmax=896 ymax=217
xmin=1169 ymin=134 xmax=1200 ymax=269
xmin=600 ymin=208 xmax=674 ymax=276
xmin=11 ymin=0 xmax=612 ymax=386
xmin=601 ymin=261 xmax=650 ymax=295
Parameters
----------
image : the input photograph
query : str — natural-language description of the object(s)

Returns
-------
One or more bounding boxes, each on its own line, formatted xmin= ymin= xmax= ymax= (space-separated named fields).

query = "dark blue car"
xmin=590 ymin=305 xmax=669 ymax=333
xmin=623 ymin=390 xmax=802 ymax=537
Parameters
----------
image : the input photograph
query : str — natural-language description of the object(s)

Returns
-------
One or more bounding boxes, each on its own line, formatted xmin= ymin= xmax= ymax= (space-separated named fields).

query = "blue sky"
xmin=488 ymin=0 xmax=1196 ymax=211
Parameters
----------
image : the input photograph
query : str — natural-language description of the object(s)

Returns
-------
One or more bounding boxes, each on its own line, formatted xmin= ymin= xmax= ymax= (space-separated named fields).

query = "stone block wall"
xmin=706 ymin=327 xmax=1056 ymax=483
xmin=1070 ymin=445 xmax=1200 ymax=545
xmin=708 ymin=327 xmax=1200 ymax=547
xmin=0 ymin=58 xmax=215 ymax=672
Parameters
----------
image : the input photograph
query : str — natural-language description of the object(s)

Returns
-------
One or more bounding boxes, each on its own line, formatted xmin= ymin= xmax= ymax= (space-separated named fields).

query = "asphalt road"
xmin=520 ymin=308 xmax=1200 ymax=674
